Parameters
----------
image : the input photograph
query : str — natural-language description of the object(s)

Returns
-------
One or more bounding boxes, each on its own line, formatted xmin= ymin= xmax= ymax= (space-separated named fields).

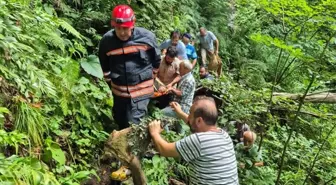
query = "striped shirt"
xmin=176 ymin=129 xmax=238 ymax=185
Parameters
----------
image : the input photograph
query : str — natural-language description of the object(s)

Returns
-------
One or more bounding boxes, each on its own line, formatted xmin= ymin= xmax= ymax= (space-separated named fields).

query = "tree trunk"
xmin=103 ymin=128 xmax=148 ymax=185
xmin=273 ymin=92 xmax=336 ymax=103
xmin=102 ymin=118 xmax=179 ymax=185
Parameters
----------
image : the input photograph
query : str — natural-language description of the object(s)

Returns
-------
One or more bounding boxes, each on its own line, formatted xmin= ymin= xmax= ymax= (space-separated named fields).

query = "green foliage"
xmin=43 ymin=137 xmax=66 ymax=165
xmin=0 ymin=130 xmax=27 ymax=154
xmin=0 ymin=0 xmax=110 ymax=183
xmin=0 ymin=154 xmax=60 ymax=185
xmin=142 ymin=155 xmax=170 ymax=185
xmin=13 ymin=101 xmax=48 ymax=147
xmin=0 ymin=107 xmax=9 ymax=126
xmin=57 ymin=167 xmax=98 ymax=185
xmin=80 ymin=55 xmax=103 ymax=79
xmin=142 ymin=155 xmax=189 ymax=185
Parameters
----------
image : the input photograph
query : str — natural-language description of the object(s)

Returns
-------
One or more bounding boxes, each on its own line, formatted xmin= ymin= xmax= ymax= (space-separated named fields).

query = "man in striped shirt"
xmin=149 ymin=96 xmax=238 ymax=185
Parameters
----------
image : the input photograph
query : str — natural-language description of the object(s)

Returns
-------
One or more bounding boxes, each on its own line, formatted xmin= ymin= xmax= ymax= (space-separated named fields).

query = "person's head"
xmin=199 ymin=66 xmax=208 ymax=78
xmin=170 ymin=30 xmax=181 ymax=46
xmin=243 ymin=131 xmax=257 ymax=147
xmin=182 ymin=33 xmax=192 ymax=45
xmin=164 ymin=46 xmax=178 ymax=64
xmin=161 ymin=48 xmax=167 ymax=56
xmin=199 ymin=27 xmax=207 ymax=37
xmin=111 ymin=5 xmax=135 ymax=41
xmin=179 ymin=60 xmax=193 ymax=76
xmin=187 ymin=96 xmax=218 ymax=133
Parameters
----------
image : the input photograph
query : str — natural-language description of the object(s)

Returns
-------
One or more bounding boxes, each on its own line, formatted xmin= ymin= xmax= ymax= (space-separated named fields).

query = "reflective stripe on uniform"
xmin=111 ymin=79 xmax=154 ymax=98
xmin=104 ymin=71 xmax=111 ymax=82
xmin=106 ymin=45 xmax=150 ymax=56
xmin=111 ymin=79 xmax=153 ymax=93
xmin=104 ymin=71 xmax=111 ymax=76
xmin=111 ymin=85 xmax=154 ymax=98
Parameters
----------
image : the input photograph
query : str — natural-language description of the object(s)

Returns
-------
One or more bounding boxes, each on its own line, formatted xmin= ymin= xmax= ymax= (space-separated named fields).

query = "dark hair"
xmin=199 ymin=63 xmax=206 ymax=68
xmin=170 ymin=30 xmax=180 ymax=39
xmin=193 ymin=96 xmax=218 ymax=125
xmin=182 ymin=33 xmax=192 ymax=40
xmin=166 ymin=46 xmax=178 ymax=58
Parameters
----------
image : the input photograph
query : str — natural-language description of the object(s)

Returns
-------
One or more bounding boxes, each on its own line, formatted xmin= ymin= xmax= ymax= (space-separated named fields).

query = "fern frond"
xmin=14 ymin=42 xmax=34 ymax=53
xmin=79 ymin=101 xmax=90 ymax=121
xmin=58 ymin=19 xmax=82 ymax=40
xmin=60 ymin=96 xmax=69 ymax=116
xmin=59 ymin=59 xmax=80 ymax=88
xmin=41 ymin=31 xmax=65 ymax=51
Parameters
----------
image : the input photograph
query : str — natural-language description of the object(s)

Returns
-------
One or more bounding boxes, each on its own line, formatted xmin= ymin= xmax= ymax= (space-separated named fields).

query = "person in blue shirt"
xmin=159 ymin=30 xmax=188 ymax=60
xmin=182 ymin=33 xmax=198 ymax=68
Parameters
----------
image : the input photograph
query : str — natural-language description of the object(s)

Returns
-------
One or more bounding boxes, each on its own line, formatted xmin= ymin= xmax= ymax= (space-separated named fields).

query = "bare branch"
xmin=273 ymin=92 xmax=336 ymax=103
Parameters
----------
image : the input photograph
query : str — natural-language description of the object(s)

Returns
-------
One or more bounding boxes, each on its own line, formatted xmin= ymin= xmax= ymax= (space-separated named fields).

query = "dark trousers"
xmin=110 ymin=96 xmax=150 ymax=185
xmin=151 ymin=94 xmax=174 ymax=109
xmin=112 ymin=96 xmax=150 ymax=130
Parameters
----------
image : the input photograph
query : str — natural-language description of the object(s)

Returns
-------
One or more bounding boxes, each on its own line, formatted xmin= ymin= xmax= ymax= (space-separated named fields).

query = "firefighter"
xmin=98 ymin=4 xmax=161 ymax=183
xmin=99 ymin=5 xmax=161 ymax=130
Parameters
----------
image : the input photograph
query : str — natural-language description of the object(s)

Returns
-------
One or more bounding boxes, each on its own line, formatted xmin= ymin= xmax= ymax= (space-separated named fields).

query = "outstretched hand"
xmin=149 ymin=120 xmax=163 ymax=137
xmin=170 ymin=102 xmax=182 ymax=113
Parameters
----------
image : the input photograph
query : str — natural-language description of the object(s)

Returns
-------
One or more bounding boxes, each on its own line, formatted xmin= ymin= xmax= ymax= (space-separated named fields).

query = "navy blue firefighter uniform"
xmin=99 ymin=27 xmax=161 ymax=129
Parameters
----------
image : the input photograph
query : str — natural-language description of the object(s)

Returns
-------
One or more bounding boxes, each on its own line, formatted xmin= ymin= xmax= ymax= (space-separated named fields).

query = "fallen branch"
xmin=273 ymin=92 xmax=336 ymax=103
xmin=103 ymin=127 xmax=147 ymax=185
xmin=103 ymin=117 xmax=179 ymax=185
xmin=271 ymin=107 xmax=335 ymax=118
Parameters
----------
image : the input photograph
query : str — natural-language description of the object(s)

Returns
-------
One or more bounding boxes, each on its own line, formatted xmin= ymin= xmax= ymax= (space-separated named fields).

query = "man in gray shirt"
xmin=199 ymin=66 xmax=214 ymax=81
xmin=149 ymin=96 xmax=238 ymax=185
xmin=160 ymin=30 xmax=188 ymax=60
xmin=197 ymin=27 xmax=221 ymax=76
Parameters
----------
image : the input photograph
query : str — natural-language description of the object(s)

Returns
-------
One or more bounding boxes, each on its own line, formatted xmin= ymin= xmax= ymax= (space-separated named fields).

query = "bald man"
xmin=149 ymin=96 xmax=239 ymax=185
xmin=243 ymin=131 xmax=257 ymax=147
xmin=235 ymin=131 xmax=263 ymax=168
xmin=162 ymin=60 xmax=195 ymax=118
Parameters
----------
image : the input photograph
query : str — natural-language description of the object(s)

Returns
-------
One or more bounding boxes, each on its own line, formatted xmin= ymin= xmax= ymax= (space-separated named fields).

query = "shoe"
xmin=111 ymin=166 xmax=131 ymax=181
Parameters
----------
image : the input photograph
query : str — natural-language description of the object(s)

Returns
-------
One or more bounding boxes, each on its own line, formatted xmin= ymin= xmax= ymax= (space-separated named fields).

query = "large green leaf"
xmin=80 ymin=55 xmax=103 ymax=79
xmin=44 ymin=138 xmax=66 ymax=165
xmin=50 ymin=143 xmax=66 ymax=165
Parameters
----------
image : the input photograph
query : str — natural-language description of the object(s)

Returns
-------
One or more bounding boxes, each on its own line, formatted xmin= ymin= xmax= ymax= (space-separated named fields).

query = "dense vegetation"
xmin=0 ymin=0 xmax=336 ymax=184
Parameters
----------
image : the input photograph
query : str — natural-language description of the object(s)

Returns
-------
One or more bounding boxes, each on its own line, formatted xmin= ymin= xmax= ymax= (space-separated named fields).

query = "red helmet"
xmin=111 ymin=5 xmax=135 ymax=28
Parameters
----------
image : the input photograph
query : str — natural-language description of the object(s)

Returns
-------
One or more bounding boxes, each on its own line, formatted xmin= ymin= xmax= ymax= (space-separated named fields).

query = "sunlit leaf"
xmin=80 ymin=55 xmax=103 ymax=79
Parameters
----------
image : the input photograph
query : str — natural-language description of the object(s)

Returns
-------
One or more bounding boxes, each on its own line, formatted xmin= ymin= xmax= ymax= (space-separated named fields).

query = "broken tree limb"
xmin=103 ymin=117 xmax=180 ymax=185
xmin=273 ymin=92 xmax=336 ymax=103
xmin=103 ymin=127 xmax=147 ymax=185
xmin=271 ymin=107 xmax=335 ymax=118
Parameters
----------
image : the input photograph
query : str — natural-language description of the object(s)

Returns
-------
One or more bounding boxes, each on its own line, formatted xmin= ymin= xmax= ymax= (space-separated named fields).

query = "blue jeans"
xmin=162 ymin=106 xmax=177 ymax=118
